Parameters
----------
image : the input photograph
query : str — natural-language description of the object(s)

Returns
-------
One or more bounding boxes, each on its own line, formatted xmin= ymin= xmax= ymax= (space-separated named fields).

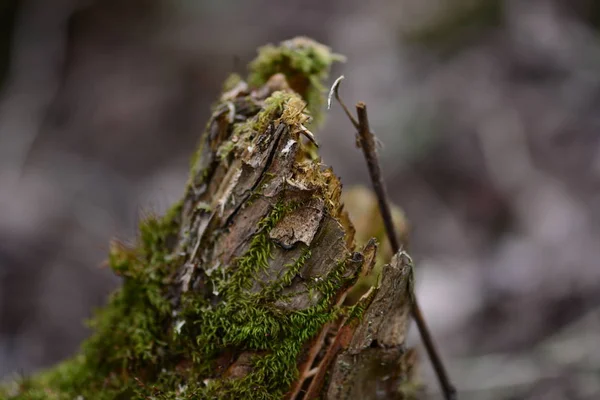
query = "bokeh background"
xmin=1 ymin=1 xmax=600 ymax=399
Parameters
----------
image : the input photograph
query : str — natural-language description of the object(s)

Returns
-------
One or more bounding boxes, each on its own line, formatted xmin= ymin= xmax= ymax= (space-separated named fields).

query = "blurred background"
xmin=1 ymin=0 xmax=600 ymax=399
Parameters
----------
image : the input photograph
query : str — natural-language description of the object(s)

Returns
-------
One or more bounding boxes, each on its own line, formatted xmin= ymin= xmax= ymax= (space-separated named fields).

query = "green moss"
xmin=189 ymin=36 xmax=341 ymax=192
xmin=4 ymin=198 xmax=355 ymax=399
xmin=1 ymin=202 xmax=183 ymax=400
xmin=1 ymin=357 xmax=91 ymax=400
xmin=257 ymin=248 xmax=312 ymax=302
xmin=345 ymin=285 xmax=377 ymax=323
xmin=248 ymin=37 xmax=344 ymax=125
xmin=216 ymin=139 xmax=236 ymax=162
xmin=213 ymin=90 xmax=303 ymax=169
xmin=254 ymin=90 xmax=291 ymax=133
xmin=195 ymin=202 xmax=212 ymax=212
xmin=221 ymin=73 xmax=243 ymax=92
xmin=167 ymin=200 xmax=349 ymax=399
xmin=188 ymin=125 xmax=210 ymax=186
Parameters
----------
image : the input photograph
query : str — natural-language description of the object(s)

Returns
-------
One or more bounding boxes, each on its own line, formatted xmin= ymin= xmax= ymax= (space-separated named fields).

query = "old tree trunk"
xmin=2 ymin=38 xmax=419 ymax=400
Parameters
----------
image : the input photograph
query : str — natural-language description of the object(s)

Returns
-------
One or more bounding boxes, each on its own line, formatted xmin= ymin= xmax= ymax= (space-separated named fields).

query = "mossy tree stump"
xmin=1 ymin=38 xmax=419 ymax=400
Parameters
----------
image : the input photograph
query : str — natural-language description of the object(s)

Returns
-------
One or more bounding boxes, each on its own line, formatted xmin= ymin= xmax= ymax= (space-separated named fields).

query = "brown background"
xmin=1 ymin=1 xmax=599 ymax=399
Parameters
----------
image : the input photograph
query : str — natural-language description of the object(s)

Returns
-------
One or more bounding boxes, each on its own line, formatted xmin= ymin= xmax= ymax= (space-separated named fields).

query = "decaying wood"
xmin=163 ymin=66 xmax=421 ymax=397
xmin=161 ymin=69 xmax=377 ymax=396
xmin=326 ymin=251 xmax=418 ymax=400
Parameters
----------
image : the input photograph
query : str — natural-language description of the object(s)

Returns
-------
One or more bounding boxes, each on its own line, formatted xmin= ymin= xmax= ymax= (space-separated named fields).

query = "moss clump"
xmin=248 ymin=37 xmax=344 ymax=125
xmin=1 ymin=202 xmax=183 ymax=400
xmin=255 ymin=90 xmax=292 ymax=133
xmin=189 ymin=37 xmax=342 ymax=192
xmin=212 ymin=89 xmax=303 ymax=170
xmin=86 ymin=202 xmax=182 ymax=367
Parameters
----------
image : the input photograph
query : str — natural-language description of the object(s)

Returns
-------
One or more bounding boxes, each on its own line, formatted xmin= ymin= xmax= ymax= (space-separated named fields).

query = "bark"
xmin=325 ymin=252 xmax=419 ymax=399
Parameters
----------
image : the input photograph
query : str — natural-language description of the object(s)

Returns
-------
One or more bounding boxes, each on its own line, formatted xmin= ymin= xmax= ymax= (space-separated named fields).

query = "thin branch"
xmin=355 ymin=103 xmax=400 ymax=253
xmin=330 ymin=79 xmax=457 ymax=400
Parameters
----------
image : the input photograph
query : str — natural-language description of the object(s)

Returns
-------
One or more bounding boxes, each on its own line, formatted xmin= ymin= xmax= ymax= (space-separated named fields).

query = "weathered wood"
xmin=326 ymin=251 xmax=419 ymax=399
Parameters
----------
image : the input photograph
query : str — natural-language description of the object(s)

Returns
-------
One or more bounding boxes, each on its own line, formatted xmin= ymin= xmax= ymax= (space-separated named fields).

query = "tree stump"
xmin=1 ymin=37 xmax=419 ymax=400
